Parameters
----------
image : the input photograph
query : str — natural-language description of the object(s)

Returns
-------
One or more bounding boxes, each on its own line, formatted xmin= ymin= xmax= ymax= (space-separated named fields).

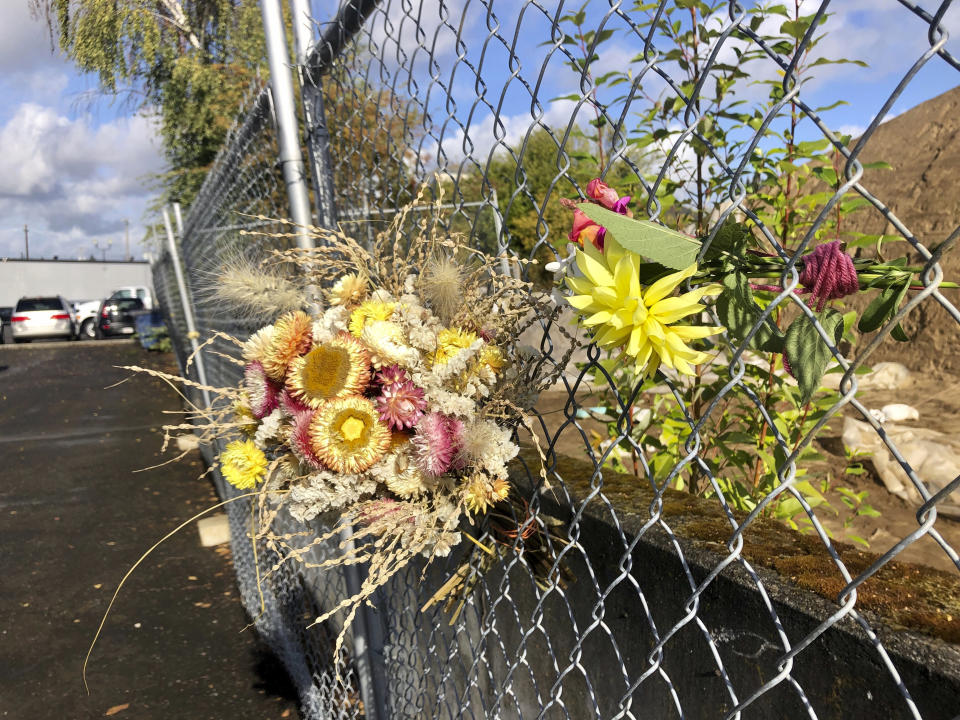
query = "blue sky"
xmin=0 ymin=0 xmax=957 ymax=261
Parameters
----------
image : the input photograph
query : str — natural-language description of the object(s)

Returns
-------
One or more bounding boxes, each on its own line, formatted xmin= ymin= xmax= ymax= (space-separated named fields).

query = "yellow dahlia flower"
xmin=566 ymin=238 xmax=723 ymax=377
xmin=220 ymin=439 xmax=268 ymax=489
xmin=309 ymin=396 xmax=391 ymax=473
xmin=286 ymin=333 xmax=371 ymax=409
xmin=433 ymin=327 xmax=477 ymax=365
xmin=349 ymin=300 xmax=396 ymax=337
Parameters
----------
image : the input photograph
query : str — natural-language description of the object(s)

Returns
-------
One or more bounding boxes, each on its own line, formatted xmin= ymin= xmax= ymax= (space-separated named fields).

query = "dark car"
xmin=0 ymin=307 xmax=11 ymax=344
xmin=97 ymin=297 xmax=146 ymax=338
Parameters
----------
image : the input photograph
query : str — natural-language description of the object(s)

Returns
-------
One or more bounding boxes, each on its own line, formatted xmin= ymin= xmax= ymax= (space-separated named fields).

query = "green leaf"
xmin=858 ymin=280 xmax=909 ymax=333
xmin=891 ymin=322 xmax=910 ymax=342
xmin=715 ymin=272 xmax=785 ymax=353
xmin=576 ymin=203 xmax=701 ymax=269
xmin=785 ymin=309 xmax=844 ymax=404
xmin=705 ymin=220 xmax=754 ymax=258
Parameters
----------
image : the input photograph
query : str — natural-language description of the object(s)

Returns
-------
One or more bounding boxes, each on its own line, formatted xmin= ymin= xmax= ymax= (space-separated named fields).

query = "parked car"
xmin=107 ymin=285 xmax=154 ymax=310
xmin=73 ymin=299 xmax=103 ymax=340
xmin=0 ymin=307 xmax=11 ymax=344
xmin=10 ymin=296 xmax=78 ymax=343
xmin=97 ymin=297 xmax=146 ymax=338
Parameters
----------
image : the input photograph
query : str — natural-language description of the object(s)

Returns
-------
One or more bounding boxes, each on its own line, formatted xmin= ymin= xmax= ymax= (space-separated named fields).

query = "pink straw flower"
xmin=290 ymin=410 xmax=324 ymax=469
xmin=244 ymin=361 xmax=280 ymax=419
xmin=376 ymin=379 xmax=427 ymax=430
xmin=412 ymin=412 xmax=465 ymax=476
xmin=586 ymin=178 xmax=621 ymax=209
xmin=567 ymin=207 xmax=605 ymax=249
xmin=279 ymin=388 xmax=311 ymax=416
xmin=376 ymin=364 xmax=408 ymax=386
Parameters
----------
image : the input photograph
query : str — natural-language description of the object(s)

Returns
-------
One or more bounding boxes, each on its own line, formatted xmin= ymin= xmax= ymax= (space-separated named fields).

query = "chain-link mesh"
xmin=154 ymin=1 xmax=960 ymax=718
xmin=150 ymin=86 xmax=364 ymax=719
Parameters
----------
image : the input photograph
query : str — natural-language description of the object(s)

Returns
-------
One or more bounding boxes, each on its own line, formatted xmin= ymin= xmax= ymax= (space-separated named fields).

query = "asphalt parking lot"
xmin=0 ymin=341 xmax=300 ymax=718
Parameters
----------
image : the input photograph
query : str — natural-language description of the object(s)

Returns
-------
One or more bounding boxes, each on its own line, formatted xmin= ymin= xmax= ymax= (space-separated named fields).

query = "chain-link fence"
xmin=153 ymin=1 xmax=960 ymax=718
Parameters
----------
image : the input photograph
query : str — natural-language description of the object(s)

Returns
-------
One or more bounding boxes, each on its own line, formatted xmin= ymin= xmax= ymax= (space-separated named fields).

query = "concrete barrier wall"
xmin=0 ymin=259 xmax=153 ymax=306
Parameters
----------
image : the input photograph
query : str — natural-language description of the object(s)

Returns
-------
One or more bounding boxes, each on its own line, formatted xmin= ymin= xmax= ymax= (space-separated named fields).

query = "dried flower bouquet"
xmin=138 ymin=189 xmax=571 ymax=664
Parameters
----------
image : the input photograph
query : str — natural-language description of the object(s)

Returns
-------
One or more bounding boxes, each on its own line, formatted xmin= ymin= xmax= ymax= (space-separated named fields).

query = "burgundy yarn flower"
xmin=799 ymin=240 xmax=859 ymax=311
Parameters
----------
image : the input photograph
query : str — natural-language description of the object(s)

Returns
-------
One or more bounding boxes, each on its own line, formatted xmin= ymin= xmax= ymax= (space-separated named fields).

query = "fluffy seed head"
xmin=421 ymin=255 xmax=463 ymax=324
xmin=213 ymin=258 xmax=303 ymax=320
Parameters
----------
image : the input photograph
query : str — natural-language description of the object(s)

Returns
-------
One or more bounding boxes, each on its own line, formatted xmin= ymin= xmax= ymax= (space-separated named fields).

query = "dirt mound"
xmin=840 ymin=85 xmax=960 ymax=376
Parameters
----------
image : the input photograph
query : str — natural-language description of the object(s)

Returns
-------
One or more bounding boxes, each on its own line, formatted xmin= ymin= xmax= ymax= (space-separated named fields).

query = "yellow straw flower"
xmin=565 ymin=237 xmax=723 ymax=377
xmin=220 ymin=439 xmax=268 ymax=489
xmin=309 ymin=396 xmax=391 ymax=473
xmin=434 ymin=327 xmax=477 ymax=365
xmin=349 ymin=299 xmax=396 ymax=337
xmin=233 ymin=396 xmax=259 ymax=437
xmin=479 ymin=344 xmax=506 ymax=373
xmin=462 ymin=474 xmax=510 ymax=516
xmin=286 ymin=333 xmax=371 ymax=409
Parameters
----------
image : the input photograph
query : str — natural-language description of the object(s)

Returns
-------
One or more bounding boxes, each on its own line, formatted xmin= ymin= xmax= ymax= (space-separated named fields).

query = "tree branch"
xmin=156 ymin=0 xmax=202 ymax=50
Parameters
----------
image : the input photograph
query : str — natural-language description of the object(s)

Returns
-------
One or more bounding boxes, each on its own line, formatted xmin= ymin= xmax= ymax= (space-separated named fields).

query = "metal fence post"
xmin=161 ymin=205 xmax=211 ymax=410
xmin=290 ymin=4 xmax=390 ymax=718
xmin=293 ymin=6 xmax=340 ymax=231
xmin=261 ymin=0 xmax=314 ymax=250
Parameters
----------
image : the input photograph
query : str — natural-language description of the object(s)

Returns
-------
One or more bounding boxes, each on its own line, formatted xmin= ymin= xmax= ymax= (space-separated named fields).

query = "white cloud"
xmin=0 ymin=103 xmax=164 ymax=260
xmin=423 ymin=98 xmax=582 ymax=165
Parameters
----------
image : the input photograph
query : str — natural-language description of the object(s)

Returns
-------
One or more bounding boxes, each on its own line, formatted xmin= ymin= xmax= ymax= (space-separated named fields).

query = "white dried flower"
xmin=459 ymin=419 xmax=518 ymax=479
xmin=288 ymin=471 xmax=378 ymax=522
xmin=362 ymin=320 xmax=419 ymax=369
xmin=312 ymin=305 xmax=351 ymax=343
xmin=242 ymin=325 xmax=275 ymax=364
xmin=253 ymin=408 xmax=284 ymax=449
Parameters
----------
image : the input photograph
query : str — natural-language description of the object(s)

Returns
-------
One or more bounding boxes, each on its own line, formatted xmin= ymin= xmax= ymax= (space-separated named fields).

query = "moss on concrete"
xmin=518 ymin=448 xmax=960 ymax=645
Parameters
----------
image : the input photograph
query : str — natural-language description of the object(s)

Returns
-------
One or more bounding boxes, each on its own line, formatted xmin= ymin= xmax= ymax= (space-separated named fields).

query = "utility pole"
xmin=124 ymin=219 xmax=130 ymax=261
xmin=23 ymin=224 xmax=28 ymax=260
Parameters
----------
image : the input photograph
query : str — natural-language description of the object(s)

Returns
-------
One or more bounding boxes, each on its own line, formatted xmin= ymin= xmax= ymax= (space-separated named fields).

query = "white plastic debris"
xmin=859 ymin=362 xmax=912 ymax=391
xmin=880 ymin=403 xmax=919 ymax=422
xmin=841 ymin=417 xmax=960 ymax=516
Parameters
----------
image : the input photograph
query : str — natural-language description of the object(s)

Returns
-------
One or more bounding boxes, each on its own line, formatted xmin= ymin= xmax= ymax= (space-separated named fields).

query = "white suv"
xmin=11 ymin=296 xmax=78 ymax=343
